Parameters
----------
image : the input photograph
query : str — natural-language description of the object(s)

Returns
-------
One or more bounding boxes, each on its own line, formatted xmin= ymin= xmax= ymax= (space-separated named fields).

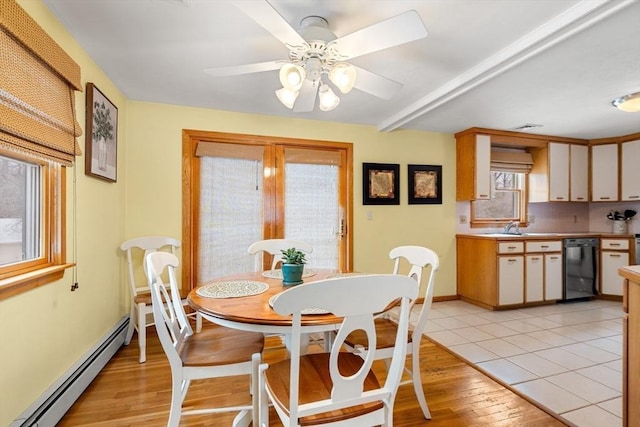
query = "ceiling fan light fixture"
xmin=329 ymin=63 xmax=357 ymax=94
xmin=318 ymin=84 xmax=340 ymax=111
xmin=279 ymin=63 xmax=305 ymax=91
xmin=611 ymin=91 xmax=640 ymax=112
xmin=275 ymin=87 xmax=299 ymax=109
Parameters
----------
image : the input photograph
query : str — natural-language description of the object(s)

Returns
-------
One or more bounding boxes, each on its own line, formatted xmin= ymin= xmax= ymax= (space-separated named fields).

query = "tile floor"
xmin=420 ymin=299 xmax=624 ymax=427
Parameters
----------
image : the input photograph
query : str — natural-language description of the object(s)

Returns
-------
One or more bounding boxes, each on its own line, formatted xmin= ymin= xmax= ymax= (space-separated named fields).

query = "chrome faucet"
xmin=503 ymin=221 xmax=520 ymax=234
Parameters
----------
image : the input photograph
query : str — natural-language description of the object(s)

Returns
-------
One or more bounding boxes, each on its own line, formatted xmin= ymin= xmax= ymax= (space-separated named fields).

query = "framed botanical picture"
xmin=408 ymin=164 xmax=442 ymax=204
xmin=363 ymin=163 xmax=400 ymax=205
xmin=85 ymin=83 xmax=118 ymax=182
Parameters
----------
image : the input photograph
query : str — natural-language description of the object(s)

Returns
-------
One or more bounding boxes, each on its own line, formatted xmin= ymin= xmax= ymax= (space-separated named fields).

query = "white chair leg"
xmin=137 ymin=303 xmax=147 ymax=363
xmin=124 ymin=305 xmax=136 ymax=345
xmin=167 ymin=376 xmax=184 ymax=427
xmin=258 ymin=363 xmax=269 ymax=427
xmin=251 ymin=353 xmax=261 ymax=426
xmin=411 ymin=348 xmax=431 ymax=419
xmin=195 ymin=312 xmax=202 ymax=333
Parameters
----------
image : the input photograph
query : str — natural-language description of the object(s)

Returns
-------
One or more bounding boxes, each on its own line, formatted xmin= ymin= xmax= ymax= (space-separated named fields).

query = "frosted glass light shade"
xmin=329 ymin=63 xmax=357 ymax=94
xmin=612 ymin=91 xmax=640 ymax=112
xmin=318 ymin=84 xmax=340 ymax=111
xmin=275 ymin=87 xmax=299 ymax=109
xmin=279 ymin=63 xmax=305 ymax=91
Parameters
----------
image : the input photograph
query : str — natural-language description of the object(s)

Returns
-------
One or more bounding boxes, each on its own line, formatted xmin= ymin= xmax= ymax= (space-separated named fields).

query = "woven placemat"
xmin=196 ymin=280 xmax=269 ymax=298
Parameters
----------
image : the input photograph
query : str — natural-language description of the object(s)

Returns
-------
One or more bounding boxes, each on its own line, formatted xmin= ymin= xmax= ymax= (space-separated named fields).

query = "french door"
xmin=182 ymin=130 xmax=353 ymax=290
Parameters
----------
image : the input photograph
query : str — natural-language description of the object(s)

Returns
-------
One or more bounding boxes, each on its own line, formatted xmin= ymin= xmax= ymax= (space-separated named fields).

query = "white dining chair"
xmin=343 ymin=245 xmax=440 ymax=419
xmin=258 ymin=273 xmax=417 ymax=426
xmin=247 ymin=239 xmax=313 ymax=271
xmin=147 ymin=251 xmax=264 ymax=427
xmin=120 ymin=236 xmax=201 ymax=363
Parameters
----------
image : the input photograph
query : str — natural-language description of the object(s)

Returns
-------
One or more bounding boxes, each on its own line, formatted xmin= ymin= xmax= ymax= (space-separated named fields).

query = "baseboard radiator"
xmin=11 ymin=316 xmax=129 ymax=427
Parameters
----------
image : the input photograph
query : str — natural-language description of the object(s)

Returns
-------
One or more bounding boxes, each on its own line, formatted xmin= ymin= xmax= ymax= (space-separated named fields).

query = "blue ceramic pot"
xmin=282 ymin=264 xmax=304 ymax=286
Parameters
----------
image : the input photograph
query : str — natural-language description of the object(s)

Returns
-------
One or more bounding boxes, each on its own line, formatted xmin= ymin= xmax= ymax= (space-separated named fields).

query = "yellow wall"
xmin=126 ymin=102 xmax=457 ymax=296
xmin=0 ymin=1 xmax=127 ymax=424
xmin=0 ymin=1 xmax=456 ymax=424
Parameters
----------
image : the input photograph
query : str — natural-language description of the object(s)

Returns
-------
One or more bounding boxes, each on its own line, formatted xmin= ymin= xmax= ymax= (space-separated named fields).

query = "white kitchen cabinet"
xmin=525 ymin=255 xmax=543 ymax=302
xmin=499 ymin=255 xmax=524 ymax=305
xmin=591 ymin=143 xmax=619 ymax=201
xmin=601 ymin=238 xmax=630 ymax=296
xmin=475 ymin=134 xmax=491 ymax=200
xmin=455 ymin=132 xmax=491 ymax=200
xmin=548 ymin=142 xmax=569 ymax=201
xmin=621 ymin=139 xmax=640 ymax=201
xmin=570 ymin=144 xmax=589 ymax=201
xmin=525 ymin=241 xmax=562 ymax=302
xmin=544 ymin=253 xmax=563 ymax=300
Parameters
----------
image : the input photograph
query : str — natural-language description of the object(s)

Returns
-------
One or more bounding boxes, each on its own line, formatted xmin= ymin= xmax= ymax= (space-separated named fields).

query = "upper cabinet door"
xmin=548 ymin=142 xmax=569 ymax=201
xmin=570 ymin=144 xmax=588 ymax=202
xmin=621 ymin=139 xmax=640 ymax=201
xmin=475 ymin=134 xmax=491 ymax=200
xmin=591 ymin=143 xmax=619 ymax=202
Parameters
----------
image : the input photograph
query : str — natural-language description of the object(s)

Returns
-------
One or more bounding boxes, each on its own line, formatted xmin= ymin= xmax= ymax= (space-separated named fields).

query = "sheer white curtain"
xmin=198 ymin=156 xmax=263 ymax=281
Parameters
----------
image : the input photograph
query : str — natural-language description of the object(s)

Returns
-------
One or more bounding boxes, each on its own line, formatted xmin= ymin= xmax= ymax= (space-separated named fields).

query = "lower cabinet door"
xmin=544 ymin=253 xmax=563 ymax=300
xmin=499 ymin=255 xmax=524 ymax=305
xmin=601 ymin=251 xmax=629 ymax=296
xmin=525 ymin=255 xmax=544 ymax=302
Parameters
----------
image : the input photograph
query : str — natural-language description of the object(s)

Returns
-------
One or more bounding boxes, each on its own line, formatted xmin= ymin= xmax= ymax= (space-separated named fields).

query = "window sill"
xmin=0 ymin=263 xmax=74 ymax=301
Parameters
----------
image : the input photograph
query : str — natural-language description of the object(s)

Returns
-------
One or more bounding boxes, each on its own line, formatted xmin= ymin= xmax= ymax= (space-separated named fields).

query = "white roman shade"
xmin=490 ymin=149 xmax=534 ymax=173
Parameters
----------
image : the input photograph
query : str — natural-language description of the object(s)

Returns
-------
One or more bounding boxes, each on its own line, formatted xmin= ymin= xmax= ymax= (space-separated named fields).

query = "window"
xmin=0 ymin=150 xmax=66 ymax=298
xmin=0 ymin=2 xmax=81 ymax=299
xmin=472 ymin=171 xmax=527 ymax=225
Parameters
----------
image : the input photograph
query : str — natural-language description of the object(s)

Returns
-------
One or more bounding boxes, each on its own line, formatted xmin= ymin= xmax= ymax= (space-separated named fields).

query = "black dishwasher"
xmin=563 ymin=238 xmax=598 ymax=301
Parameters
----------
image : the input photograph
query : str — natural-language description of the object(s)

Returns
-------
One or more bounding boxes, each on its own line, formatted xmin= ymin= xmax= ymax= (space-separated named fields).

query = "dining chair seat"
xmin=263 ymin=353 xmax=384 ymax=424
xmin=179 ymin=323 xmax=264 ymax=367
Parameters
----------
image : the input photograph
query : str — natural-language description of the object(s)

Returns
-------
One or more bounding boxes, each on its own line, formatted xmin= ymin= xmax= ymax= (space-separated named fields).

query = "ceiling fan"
xmin=204 ymin=1 xmax=428 ymax=112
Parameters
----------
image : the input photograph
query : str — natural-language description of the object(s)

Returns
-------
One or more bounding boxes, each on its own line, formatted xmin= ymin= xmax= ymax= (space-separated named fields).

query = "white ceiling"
xmin=42 ymin=0 xmax=640 ymax=140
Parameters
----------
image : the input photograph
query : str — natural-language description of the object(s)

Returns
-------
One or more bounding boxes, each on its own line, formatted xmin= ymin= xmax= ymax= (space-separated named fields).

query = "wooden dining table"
xmin=187 ymin=269 xmax=352 ymax=348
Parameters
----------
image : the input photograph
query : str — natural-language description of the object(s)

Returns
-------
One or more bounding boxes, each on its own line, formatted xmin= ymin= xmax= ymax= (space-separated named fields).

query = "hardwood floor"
xmin=59 ymin=325 xmax=567 ymax=426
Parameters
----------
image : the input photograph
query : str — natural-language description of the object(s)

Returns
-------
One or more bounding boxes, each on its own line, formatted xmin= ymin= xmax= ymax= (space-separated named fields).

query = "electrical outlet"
xmin=366 ymin=211 xmax=373 ymax=221
xmin=528 ymin=215 xmax=535 ymax=224
xmin=573 ymin=215 xmax=578 ymax=224
xmin=459 ymin=215 xmax=467 ymax=224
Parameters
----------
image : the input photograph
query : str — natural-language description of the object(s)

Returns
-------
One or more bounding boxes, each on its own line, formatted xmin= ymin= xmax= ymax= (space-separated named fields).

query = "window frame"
xmin=0 ymin=149 xmax=70 ymax=300
xmin=470 ymin=171 xmax=528 ymax=228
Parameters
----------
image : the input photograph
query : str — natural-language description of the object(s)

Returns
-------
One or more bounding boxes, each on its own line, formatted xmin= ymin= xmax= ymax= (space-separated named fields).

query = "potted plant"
xmin=280 ymin=247 xmax=307 ymax=286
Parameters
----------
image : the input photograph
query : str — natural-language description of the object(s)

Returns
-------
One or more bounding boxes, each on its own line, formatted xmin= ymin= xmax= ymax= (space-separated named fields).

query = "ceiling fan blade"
xmin=332 ymin=10 xmax=427 ymax=60
xmin=352 ymin=66 xmax=402 ymax=100
xmin=204 ymin=60 xmax=282 ymax=76
xmin=293 ymin=80 xmax=318 ymax=112
xmin=232 ymin=0 xmax=306 ymax=48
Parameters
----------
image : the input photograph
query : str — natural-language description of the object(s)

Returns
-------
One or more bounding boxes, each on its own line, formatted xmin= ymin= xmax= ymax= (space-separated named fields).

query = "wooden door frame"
xmin=181 ymin=129 xmax=353 ymax=291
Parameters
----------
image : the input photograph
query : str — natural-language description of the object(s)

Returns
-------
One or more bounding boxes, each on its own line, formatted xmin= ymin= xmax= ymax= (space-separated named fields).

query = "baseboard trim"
xmin=10 ymin=316 xmax=129 ymax=427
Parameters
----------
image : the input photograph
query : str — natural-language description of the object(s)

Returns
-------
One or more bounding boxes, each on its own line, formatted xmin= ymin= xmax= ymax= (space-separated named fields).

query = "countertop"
xmin=619 ymin=265 xmax=640 ymax=283
xmin=456 ymin=232 xmax=635 ymax=240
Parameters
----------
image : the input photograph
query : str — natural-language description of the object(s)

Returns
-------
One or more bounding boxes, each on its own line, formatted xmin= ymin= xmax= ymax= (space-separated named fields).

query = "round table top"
xmin=188 ymin=269 xmax=346 ymax=328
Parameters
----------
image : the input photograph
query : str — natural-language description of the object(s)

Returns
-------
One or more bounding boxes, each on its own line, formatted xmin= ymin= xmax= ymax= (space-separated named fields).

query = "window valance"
xmin=490 ymin=149 xmax=534 ymax=173
xmin=0 ymin=0 xmax=82 ymax=165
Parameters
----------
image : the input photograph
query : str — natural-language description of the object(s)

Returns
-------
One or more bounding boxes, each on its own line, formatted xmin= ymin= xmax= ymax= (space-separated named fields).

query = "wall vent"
xmin=510 ymin=123 xmax=543 ymax=131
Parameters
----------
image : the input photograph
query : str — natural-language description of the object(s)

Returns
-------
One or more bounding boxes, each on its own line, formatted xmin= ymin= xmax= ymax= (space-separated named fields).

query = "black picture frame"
xmin=408 ymin=164 xmax=442 ymax=205
xmin=363 ymin=163 xmax=400 ymax=205
xmin=85 ymin=83 xmax=118 ymax=182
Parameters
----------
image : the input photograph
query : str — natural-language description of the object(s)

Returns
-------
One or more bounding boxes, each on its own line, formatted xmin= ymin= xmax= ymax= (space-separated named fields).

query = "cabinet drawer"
xmin=601 ymin=239 xmax=629 ymax=250
xmin=498 ymin=242 xmax=524 ymax=254
xmin=526 ymin=241 xmax=562 ymax=253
